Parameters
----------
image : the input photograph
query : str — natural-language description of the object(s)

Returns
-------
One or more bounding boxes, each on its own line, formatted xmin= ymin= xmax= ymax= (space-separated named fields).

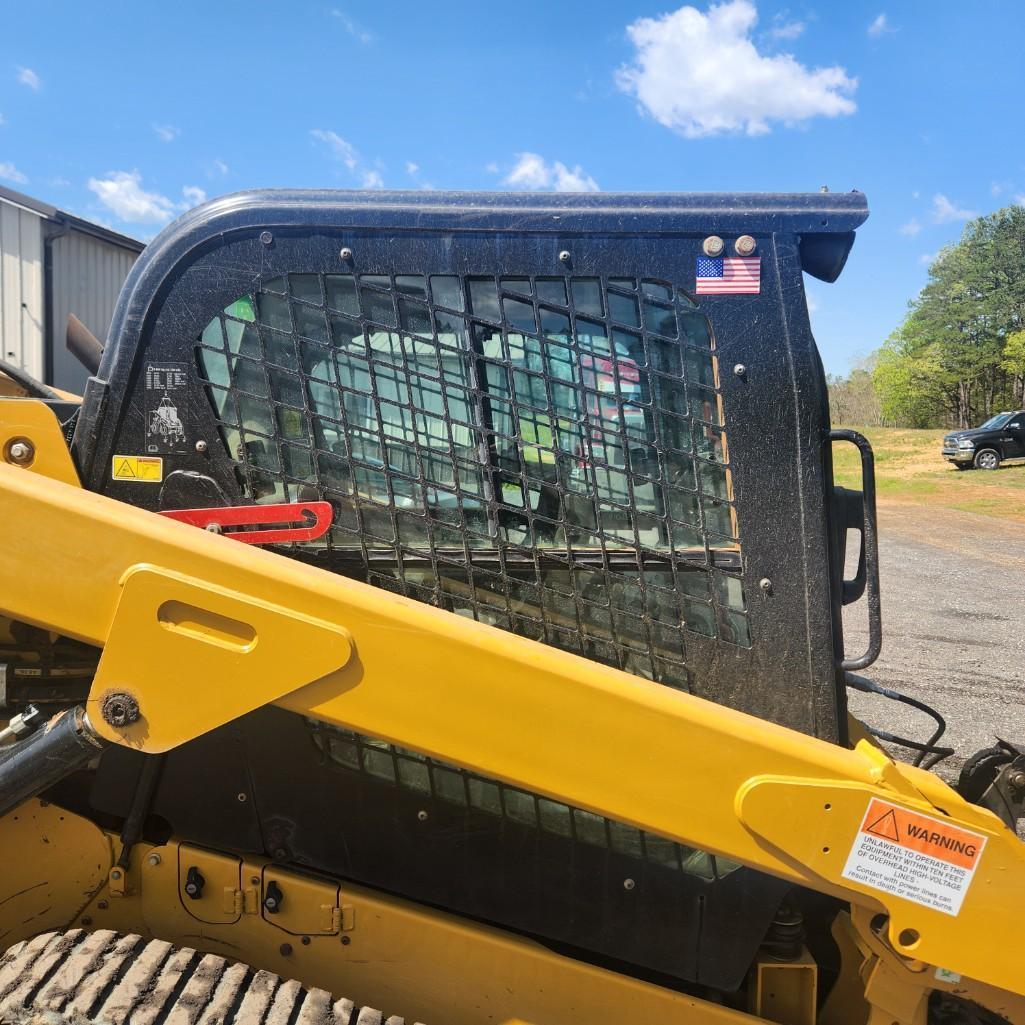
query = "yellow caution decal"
xmin=112 ymin=455 xmax=163 ymax=483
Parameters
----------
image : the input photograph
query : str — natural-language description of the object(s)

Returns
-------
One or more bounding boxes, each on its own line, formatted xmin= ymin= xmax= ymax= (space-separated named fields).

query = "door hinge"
xmin=320 ymin=903 xmax=355 ymax=933
xmin=225 ymin=886 xmax=261 ymax=916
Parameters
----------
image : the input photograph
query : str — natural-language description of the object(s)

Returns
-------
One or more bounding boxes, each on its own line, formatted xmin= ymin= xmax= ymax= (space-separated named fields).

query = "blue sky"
xmin=1 ymin=0 xmax=1022 ymax=375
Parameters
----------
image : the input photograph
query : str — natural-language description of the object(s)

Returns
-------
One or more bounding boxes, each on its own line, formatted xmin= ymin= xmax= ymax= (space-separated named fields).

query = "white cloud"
xmin=1014 ymin=193 xmax=1025 ymax=206
xmin=990 ymin=181 xmax=1004 ymax=197
xmin=361 ymin=169 xmax=384 ymax=188
xmin=867 ymin=13 xmax=892 ymax=37
xmin=152 ymin=123 xmax=179 ymax=142
xmin=405 ymin=161 xmax=419 ymax=176
xmin=49 ymin=176 xmax=70 ymax=187
xmin=330 ymin=9 xmax=373 ymax=44
xmin=769 ymin=13 xmax=805 ymax=40
xmin=899 ymin=219 xmax=921 ymax=236
xmin=16 ymin=67 xmax=40 ymax=90
xmin=484 ymin=161 xmax=500 ymax=174
xmin=919 ymin=252 xmax=936 ymax=266
xmin=932 ymin=193 xmax=977 ymax=224
xmin=86 ymin=170 xmax=201 ymax=224
xmin=805 ymin=289 xmax=820 ymax=314
xmin=615 ymin=1 xmax=856 ymax=138
xmin=0 ymin=161 xmax=27 ymax=184
xmin=311 ymin=129 xmax=359 ymax=170
xmin=911 ymin=189 xmax=920 ymax=199
xmin=211 ymin=158 xmax=230 ymax=177
xmin=503 ymin=152 xmax=599 ymax=192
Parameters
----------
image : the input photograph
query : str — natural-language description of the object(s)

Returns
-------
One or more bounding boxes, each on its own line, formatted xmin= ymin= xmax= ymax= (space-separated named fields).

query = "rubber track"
xmin=0 ymin=931 xmax=422 ymax=1025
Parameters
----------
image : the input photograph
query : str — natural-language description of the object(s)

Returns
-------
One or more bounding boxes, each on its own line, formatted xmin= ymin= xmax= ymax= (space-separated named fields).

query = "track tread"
xmin=0 ymin=932 xmax=424 ymax=1025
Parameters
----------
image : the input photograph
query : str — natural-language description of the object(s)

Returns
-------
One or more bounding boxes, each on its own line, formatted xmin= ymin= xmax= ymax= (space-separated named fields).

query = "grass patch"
xmin=832 ymin=427 xmax=1025 ymax=524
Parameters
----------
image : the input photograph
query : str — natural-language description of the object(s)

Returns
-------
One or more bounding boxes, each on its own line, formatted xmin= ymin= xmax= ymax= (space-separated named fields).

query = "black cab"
xmin=942 ymin=411 xmax=1025 ymax=469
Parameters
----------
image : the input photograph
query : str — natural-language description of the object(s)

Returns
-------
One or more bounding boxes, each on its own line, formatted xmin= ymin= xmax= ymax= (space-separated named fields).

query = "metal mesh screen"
xmin=196 ymin=271 xmax=749 ymax=684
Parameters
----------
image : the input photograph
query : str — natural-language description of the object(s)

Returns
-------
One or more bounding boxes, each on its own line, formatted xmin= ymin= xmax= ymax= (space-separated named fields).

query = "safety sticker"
xmin=112 ymin=455 xmax=163 ymax=483
xmin=842 ymin=798 xmax=986 ymax=916
xmin=144 ymin=362 xmax=188 ymax=455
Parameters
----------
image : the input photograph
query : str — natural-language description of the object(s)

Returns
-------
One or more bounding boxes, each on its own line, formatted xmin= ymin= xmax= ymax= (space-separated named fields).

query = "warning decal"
xmin=112 ymin=455 xmax=163 ymax=483
xmin=842 ymin=798 xmax=987 ymax=916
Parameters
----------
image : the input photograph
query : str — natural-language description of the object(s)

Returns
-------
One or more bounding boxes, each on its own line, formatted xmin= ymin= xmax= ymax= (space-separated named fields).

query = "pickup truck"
xmin=942 ymin=410 xmax=1025 ymax=469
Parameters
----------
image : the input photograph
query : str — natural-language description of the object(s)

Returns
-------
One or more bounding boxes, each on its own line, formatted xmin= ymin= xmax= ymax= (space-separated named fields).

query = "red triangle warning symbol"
xmin=866 ymin=809 xmax=900 ymax=842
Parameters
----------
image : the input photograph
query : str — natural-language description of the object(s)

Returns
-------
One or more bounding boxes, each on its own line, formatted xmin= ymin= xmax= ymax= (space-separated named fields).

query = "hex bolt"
xmin=703 ymin=235 xmax=725 ymax=258
xmin=1009 ymin=769 xmax=1025 ymax=790
xmin=735 ymin=234 xmax=757 ymax=257
xmin=195 ymin=440 xmax=208 ymax=454
xmin=733 ymin=363 xmax=747 ymax=377
xmin=623 ymin=878 xmax=636 ymax=891
xmin=339 ymin=247 xmax=353 ymax=261
xmin=147 ymin=853 xmax=161 ymax=866
xmin=6 ymin=439 xmax=34 ymax=466
xmin=759 ymin=577 xmax=773 ymax=594
xmin=259 ymin=231 xmax=273 ymax=246
xmin=101 ymin=691 xmax=141 ymax=728
xmin=417 ymin=810 xmax=429 ymax=822
xmin=558 ymin=250 xmax=571 ymax=263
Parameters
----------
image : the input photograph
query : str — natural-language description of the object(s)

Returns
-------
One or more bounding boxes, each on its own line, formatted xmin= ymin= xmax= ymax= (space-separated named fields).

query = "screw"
xmin=733 ymin=363 xmax=747 ymax=377
xmin=339 ymin=247 xmax=353 ymax=261
xmin=237 ymin=792 xmax=248 ymax=802
xmin=205 ymin=522 xmax=223 ymax=534
xmin=759 ymin=578 xmax=773 ymax=594
xmin=341 ymin=935 xmax=351 ymax=946
xmin=623 ymin=878 xmax=636 ymax=891
xmin=279 ymin=943 xmax=292 ymax=956
xmin=703 ymin=235 xmax=725 ymax=258
xmin=735 ymin=234 xmax=757 ymax=257
xmin=110 ymin=869 xmax=121 ymax=880
xmin=6 ymin=439 xmax=33 ymax=465
xmin=195 ymin=440 xmax=208 ymax=454
xmin=97 ymin=900 xmax=109 ymax=910
xmin=417 ymin=810 xmax=428 ymax=822
xmin=260 ymin=231 xmax=273 ymax=245
xmin=147 ymin=853 xmax=161 ymax=866
xmin=101 ymin=691 xmax=140 ymax=728
xmin=558 ymin=250 xmax=571 ymax=263
xmin=1009 ymin=769 xmax=1025 ymax=790
xmin=301 ymin=935 xmax=311 ymax=946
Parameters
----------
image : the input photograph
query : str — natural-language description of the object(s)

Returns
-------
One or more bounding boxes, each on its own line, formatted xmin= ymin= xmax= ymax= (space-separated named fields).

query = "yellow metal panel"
xmin=749 ymin=951 xmax=817 ymax=1025
xmin=0 ymin=398 xmax=79 ymax=485
xmin=0 ymin=458 xmax=1024 ymax=994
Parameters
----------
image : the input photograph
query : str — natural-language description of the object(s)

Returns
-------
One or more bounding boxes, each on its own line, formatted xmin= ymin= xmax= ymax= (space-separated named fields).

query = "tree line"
xmin=827 ymin=205 xmax=1025 ymax=428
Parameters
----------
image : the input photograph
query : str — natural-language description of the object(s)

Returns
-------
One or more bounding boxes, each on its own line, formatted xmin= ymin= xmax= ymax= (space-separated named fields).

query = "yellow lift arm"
xmin=1 ymin=398 xmax=1023 ymax=1003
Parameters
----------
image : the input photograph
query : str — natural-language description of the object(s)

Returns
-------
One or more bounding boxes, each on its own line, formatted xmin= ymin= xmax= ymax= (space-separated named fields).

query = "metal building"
xmin=0 ymin=185 xmax=143 ymax=394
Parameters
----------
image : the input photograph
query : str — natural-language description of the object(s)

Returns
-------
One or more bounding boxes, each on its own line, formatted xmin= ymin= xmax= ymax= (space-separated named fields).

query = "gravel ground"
xmin=842 ymin=503 xmax=1025 ymax=784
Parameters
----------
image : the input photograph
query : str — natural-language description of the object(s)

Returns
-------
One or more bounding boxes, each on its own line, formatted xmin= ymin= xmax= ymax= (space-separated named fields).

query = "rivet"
xmin=259 ymin=231 xmax=273 ymax=246
xmin=417 ymin=810 xmax=428 ymax=822
xmin=147 ymin=853 xmax=161 ymax=866
xmin=733 ymin=363 xmax=747 ymax=377
xmin=623 ymin=878 xmax=636 ymax=891
xmin=5 ymin=439 xmax=34 ymax=466
xmin=759 ymin=577 xmax=773 ymax=594
xmin=735 ymin=235 xmax=757 ymax=257
xmin=237 ymin=792 xmax=247 ymax=802
xmin=558 ymin=250 xmax=571 ymax=263
xmin=195 ymin=440 xmax=208 ymax=454
xmin=339 ymin=247 xmax=353 ymax=261
xmin=702 ymin=235 xmax=725 ymax=258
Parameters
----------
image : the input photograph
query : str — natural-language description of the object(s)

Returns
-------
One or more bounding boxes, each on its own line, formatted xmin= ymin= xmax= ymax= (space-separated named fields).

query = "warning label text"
xmin=842 ymin=799 xmax=986 ymax=916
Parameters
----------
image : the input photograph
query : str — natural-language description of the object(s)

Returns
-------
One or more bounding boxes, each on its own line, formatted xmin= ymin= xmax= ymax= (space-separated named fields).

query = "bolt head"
xmin=735 ymin=235 xmax=757 ymax=257
xmin=237 ymin=792 xmax=248 ymax=802
xmin=147 ymin=853 xmax=161 ymax=866
xmin=110 ymin=869 xmax=121 ymax=879
xmin=759 ymin=577 xmax=773 ymax=593
xmin=623 ymin=878 xmax=636 ymax=891
xmin=195 ymin=440 xmax=208 ymax=454
xmin=417 ymin=810 xmax=429 ymax=822
xmin=204 ymin=522 xmax=223 ymax=534
xmin=339 ymin=247 xmax=353 ymax=260
xmin=1008 ymin=769 xmax=1025 ymax=790
xmin=6 ymin=439 xmax=34 ymax=465
xmin=703 ymin=235 xmax=725 ymax=258
xmin=558 ymin=250 xmax=571 ymax=263
xmin=259 ymin=231 xmax=273 ymax=245
xmin=101 ymin=691 xmax=141 ymax=729
xmin=733 ymin=363 xmax=747 ymax=377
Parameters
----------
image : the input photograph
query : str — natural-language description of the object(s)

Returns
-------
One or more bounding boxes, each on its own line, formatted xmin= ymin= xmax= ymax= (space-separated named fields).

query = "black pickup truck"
xmin=942 ymin=410 xmax=1025 ymax=469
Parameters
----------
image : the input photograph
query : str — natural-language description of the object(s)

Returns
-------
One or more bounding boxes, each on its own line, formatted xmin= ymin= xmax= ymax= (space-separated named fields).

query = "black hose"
xmin=0 ymin=358 xmax=61 ymax=400
xmin=845 ymin=671 xmax=954 ymax=769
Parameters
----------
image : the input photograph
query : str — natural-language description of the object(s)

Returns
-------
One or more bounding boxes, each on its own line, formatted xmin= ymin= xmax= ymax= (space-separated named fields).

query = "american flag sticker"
xmin=695 ymin=256 xmax=761 ymax=295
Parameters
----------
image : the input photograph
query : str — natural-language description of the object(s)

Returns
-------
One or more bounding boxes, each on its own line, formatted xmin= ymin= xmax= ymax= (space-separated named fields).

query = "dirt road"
xmin=842 ymin=502 xmax=1025 ymax=783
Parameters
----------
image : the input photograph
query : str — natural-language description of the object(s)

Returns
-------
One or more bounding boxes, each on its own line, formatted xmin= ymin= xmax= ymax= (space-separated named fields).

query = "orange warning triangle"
xmin=866 ymin=809 xmax=901 ymax=841
xmin=114 ymin=458 xmax=136 ymax=478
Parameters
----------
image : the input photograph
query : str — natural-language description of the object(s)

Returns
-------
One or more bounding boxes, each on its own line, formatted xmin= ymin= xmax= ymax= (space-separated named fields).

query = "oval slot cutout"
xmin=158 ymin=600 xmax=258 ymax=652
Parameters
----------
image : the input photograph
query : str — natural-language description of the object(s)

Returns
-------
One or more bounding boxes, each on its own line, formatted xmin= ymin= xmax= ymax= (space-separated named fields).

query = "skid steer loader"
xmin=0 ymin=190 xmax=1022 ymax=1025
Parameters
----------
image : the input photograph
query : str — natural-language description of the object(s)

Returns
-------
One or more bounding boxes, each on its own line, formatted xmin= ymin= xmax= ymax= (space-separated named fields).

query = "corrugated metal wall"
xmin=50 ymin=230 xmax=139 ymax=393
xmin=0 ymin=198 xmax=45 ymax=380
